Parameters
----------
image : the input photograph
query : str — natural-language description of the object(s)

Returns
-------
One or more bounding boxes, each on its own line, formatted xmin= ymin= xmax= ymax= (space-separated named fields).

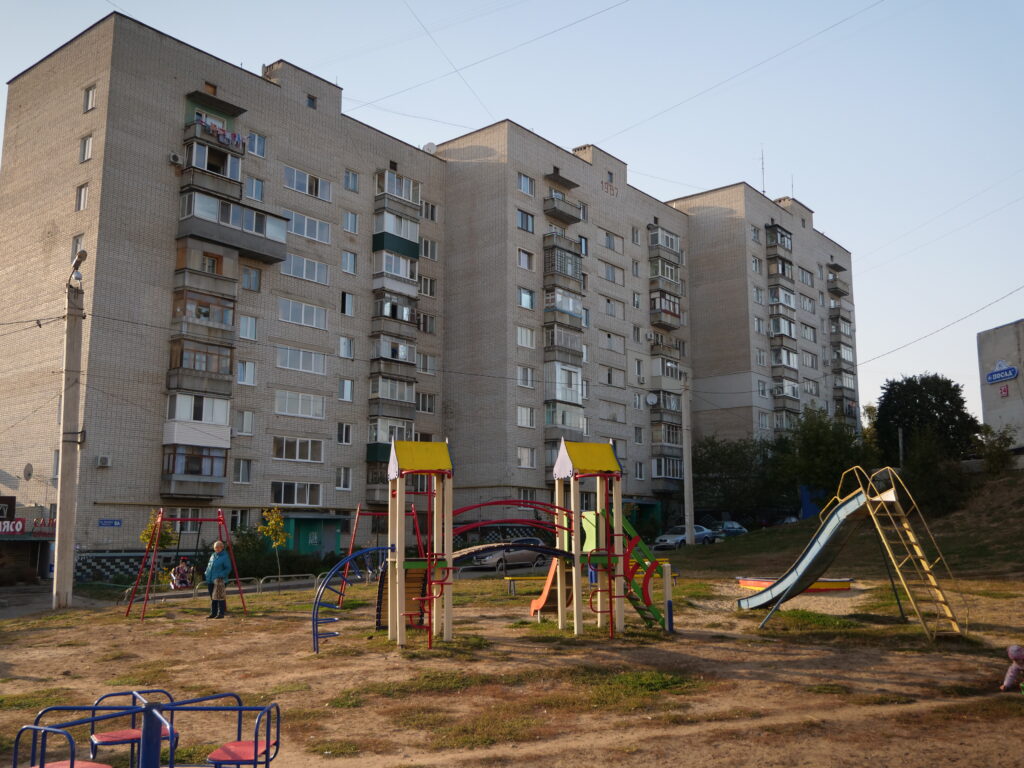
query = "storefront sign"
xmin=986 ymin=359 xmax=1019 ymax=384
xmin=0 ymin=518 xmax=26 ymax=535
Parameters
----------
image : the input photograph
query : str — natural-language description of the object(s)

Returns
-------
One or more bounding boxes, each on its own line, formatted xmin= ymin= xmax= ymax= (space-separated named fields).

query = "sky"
xmin=1 ymin=0 xmax=1020 ymax=420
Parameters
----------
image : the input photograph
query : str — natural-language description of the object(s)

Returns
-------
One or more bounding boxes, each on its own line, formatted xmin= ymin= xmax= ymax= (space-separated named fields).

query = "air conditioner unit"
xmin=638 ymin=376 xmax=646 ymax=385
xmin=168 ymin=151 xmax=184 ymax=166
xmin=768 ymin=331 xmax=776 ymax=338
xmin=96 ymin=455 xmax=112 ymax=468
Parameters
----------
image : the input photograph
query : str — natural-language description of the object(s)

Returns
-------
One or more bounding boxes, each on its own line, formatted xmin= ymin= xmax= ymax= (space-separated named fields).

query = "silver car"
xmin=471 ymin=537 xmax=548 ymax=570
xmin=653 ymin=525 xmax=716 ymax=549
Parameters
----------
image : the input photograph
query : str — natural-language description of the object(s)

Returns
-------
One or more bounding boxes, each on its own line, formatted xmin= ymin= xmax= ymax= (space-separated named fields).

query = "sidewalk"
xmin=0 ymin=584 xmax=112 ymax=620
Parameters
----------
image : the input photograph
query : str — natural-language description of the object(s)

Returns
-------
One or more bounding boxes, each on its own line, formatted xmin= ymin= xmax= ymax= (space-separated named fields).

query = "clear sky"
xmin=2 ymin=0 xmax=1020 ymax=419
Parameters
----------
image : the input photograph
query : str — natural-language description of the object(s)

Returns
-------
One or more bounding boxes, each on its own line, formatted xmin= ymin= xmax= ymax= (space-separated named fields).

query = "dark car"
xmin=711 ymin=520 xmax=748 ymax=539
xmin=470 ymin=537 xmax=548 ymax=570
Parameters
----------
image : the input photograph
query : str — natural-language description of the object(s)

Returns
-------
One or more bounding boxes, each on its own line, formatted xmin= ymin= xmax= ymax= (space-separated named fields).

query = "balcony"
xmin=179 ymin=167 xmax=243 ymax=201
xmin=372 ymin=232 xmax=419 ymax=260
xmin=829 ymin=304 xmax=852 ymax=322
xmin=769 ymin=332 xmax=798 ymax=351
xmin=827 ymin=275 xmax=850 ymax=297
xmin=649 ymin=405 xmax=682 ymax=425
xmin=648 ymin=374 xmax=683 ymax=394
xmin=177 ymin=198 xmax=287 ymax=264
xmin=831 ymin=357 xmax=856 ymax=375
xmin=543 ymin=196 xmax=583 ymax=225
xmin=650 ymin=477 xmax=681 ymax=494
xmin=163 ymin=421 xmax=231 ymax=449
xmin=768 ymin=302 xmax=796 ymax=320
xmin=364 ymin=484 xmax=390 ymax=505
xmin=648 ymin=242 xmax=681 ymax=265
xmin=371 ymin=316 xmax=417 ymax=340
xmin=366 ymin=443 xmax=391 ymax=463
xmin=374 ymin=190 xmax=422 ymax=220
xmin=767 ymin=269 xmax=794 ymax=287
xmin=651 ymin=444 xmax=683 ymax=460
xmin=770 ymin=364 xmax=798 ymax=380
xmin=650 ymin=309 xmax=681 ymax=331
xmin=765 ymin=224 xmax=793 ymax=254
xmin=648 ymin=275 xmax=681 ymax=295
xmin=543 ymin=167 xmax=579 ymax=190
xmin=183 ymin=120 xmax=246 ymax=154
xmin=544 ymin=424 xmax=583 ymax=443
xmin=166 ymin=367 xmax=233 ymax=397
xmin=773 ymin=398 xmax=801 ymax=414
xmin=543 ymin=232 xmax=581 ymax=255
xmin=650 ymin=340 xmax=680 ymax=359
xmin=368 ymin=399 xmax=416 ymax=421
xmin=160 ymin=474 xmax=226 ymax=499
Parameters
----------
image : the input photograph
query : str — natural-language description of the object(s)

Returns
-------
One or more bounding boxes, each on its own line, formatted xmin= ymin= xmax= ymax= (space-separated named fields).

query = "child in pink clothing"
xmin=999 ymin=644 xmax=1024 ymax=692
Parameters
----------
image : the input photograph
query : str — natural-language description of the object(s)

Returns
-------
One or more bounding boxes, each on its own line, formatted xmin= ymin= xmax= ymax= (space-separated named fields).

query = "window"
xmin=835 ymin=344 xmax=855 ymax=363
xmin=373 ymin=335 xmax=416 ymax=364
xmin=579 ymin=202 xmax=589 ymax=221
xmin=79 ymin=135 xmax=93 ymax=163
xmin=769 ymin=285 xmax=796 ymax=309
xmin=518 ymin=173 xmax=535 ymax=195
xmin=756 ymin=347 xmax=768 ymax=366
xmin=417 ymin=353 xmax=438 ymax=375
xmin=799 ymin=293 xmax=816 ymax=313
xmin=600 ymin=260 xmax=625 ymax=285
xmin=419 ymin=275 xmax=436 ymax=297
xmin=754 ymin=316 xmax=766 ymax=335
xmin=163 ymin=446 xmax=226 ymax=478
xmin=273 ymin=436 xmax=324 ymax=462
xmin=518 ymin=287 xmax=535 ymax=309
xmin=371 ymin=376 xmax=415 ymax=403
xmin=306 ymin=94 xmax=318 ymax=109
xmin=343 ymin=211 xmax=358 ymax=233
xmin=244 ymin=176 xmax=264 ymax=201
xmin=374 ymin=211 xmax=419 ymax=242
xmin=70 ymin=234 xmax=84 ymax=261
xmin=517 ymin=365 xmax=535 ymax=388
xmin=416 ymin=312 xmax=436 ymax=334
xmin=799 ymin=267 xmax=815 ymax=287
xmin=279 ymin=298 xmax=327 ymax=330
xmin=83 ymin=85 xmax=96 ymax=112
xmin=340 ymin=292 xmax=354 ymax=316
xmin=804 ymin=379 xmax=820 ymax=396
xmin=339 ymin=336 xmax=354 ymax=359
xmin=247 ymin=132 xmax=266 ymax=157
xmin=238 ymin=315 xmax=257 ymax=340
xmin=335 ymin=467 xmax=352 ymax=491
xmin=603 ymin=230 xmax=623 ymax=253
xmin=338 ymin=378 xmax=354 ymax=401
xmin=750 ymin=225 xmax=760 ymax=243
xmin=271 ymin=481 xmax=321 ymax=506
xmin=774 ymin=378 xmax=800 ymax=399
xmin=751 ymin=255 xmax=763 ymax=273
xmin=517 ymin=406 xmax=535 ymax=428
xmin=376 ymin=170 xmax=421 ymax=203
xmin=339 ymin=251 xmax=358 ymax=275
xmin=283 ymin=209 xmax=330 ymax=243
xmin=276 ymin=345 xmax=325 ymax=374
xmin=343 ymin=169 xmax=359 ymax=192
xmin=167 ymin=394 xmax=230 ymax=425
xmin=420 ymin=238 xmax=438 ymax=260
xmin=753 ymin=286 xmax=765 ymax=305
xmin=771 ymin=316 xmax=796 ymax=338
xmin=75 ymin=183 xmax=88 ymax=212
xmin=759 ymin=411 xmax=770 ymax=430
xmin=233 ymin=459 xmax=252 ymax=484
xmin=632 ymin=226 xmax=640 ymax=245
xmin=579 ymin=236 xmax=588 ymax=255
xmin=771 ymin=348 xmax=800 ymax=369
xmin=757 ymin=380 xmax=768 ymax=398
xmin=599 ymin=332 xmax=625 ymax=354
xmin=337 ymin=422 xmax=352 ymax=444
xmin=516 ymin=326 xmax=535 ymax=348
xmin=634 ymin=461 xmax=645 ymax=480
xmin=801 ymin=323 xmax=817 ymax=342
xmin=604 ymin=296 xmax=625 ymax=319
xmin=421 ymin=200 xmax=437 ymax=221
xmin=234 ymin=410 xmax=254 ymax=435
xmin=516 ymin=209 xmax=534 ymax=233
xmin=282 ymin=252 xmax=329 ymax=284
xmin=518 ymin=248 xmax=534 ymax=270
xmin=368 ymin=417 xmax=413 ymax=443
xmin=187 ymin=142 xmax=240 ymax=181
xmin=274 ymin=390 xmax=326 ymax=419
xmin=517 ymin=447 xmax=536 ymax=468
xmin=416 ymin=392 xmax=436 ymax=414
xmin=375 ymin=250 xmax=418 ymax=281
xmin=652 ymin=457 xmax=683 ymax=479
xmin=241 ymin=266 xmax=262 ymax=292
xmin=170 ymin=339 xmax=232 ymax=374
xmin=634 ymin=426 xmax=644 ymax=444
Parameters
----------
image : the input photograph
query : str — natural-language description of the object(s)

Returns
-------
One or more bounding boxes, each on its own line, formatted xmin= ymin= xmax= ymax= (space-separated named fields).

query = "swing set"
xmin=124 ymin=508 xmax=247 ymax=619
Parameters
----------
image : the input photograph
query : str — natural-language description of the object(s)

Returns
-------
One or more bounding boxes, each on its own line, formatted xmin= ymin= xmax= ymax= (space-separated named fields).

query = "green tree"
xmin=775 ymin=408 xmax=878 ymax=493
xmin=974 ymin=424 xmax=1018 ymax=475
xmin=875 ymin=374 xmax=979 ymax=466
xmin=257 ymin=507 xmax=290 ymax=578
xmin=901 ymin=427 xmax=970 ymax=516
xmin=140 ymin=509 xmax=179 ymax=549
xmin=692 ymin=436 xmax=787 ymax=520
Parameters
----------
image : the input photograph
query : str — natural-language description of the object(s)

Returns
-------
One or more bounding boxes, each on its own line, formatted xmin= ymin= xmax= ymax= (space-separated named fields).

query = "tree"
xmin=775 ymin=408 xmax=878 ymax=493
xmin=692 ymin=436 xmax=787 ymax=520
xmin=974 ymin=424 xmax=1018 ymax=475
xmin=140 ymin=509 xmax=179 ymax=549
xmin=874 ymin=374 xmax=979 ymax=466
xmin=257 ymin=507 xmax=290 ymax=578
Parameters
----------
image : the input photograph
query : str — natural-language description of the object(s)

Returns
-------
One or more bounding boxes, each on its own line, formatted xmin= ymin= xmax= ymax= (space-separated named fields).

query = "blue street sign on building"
xmin=986 ymin=360 xmax=1019 ymax=384
xmin=98 ymin=519 xmax=123 ymax=527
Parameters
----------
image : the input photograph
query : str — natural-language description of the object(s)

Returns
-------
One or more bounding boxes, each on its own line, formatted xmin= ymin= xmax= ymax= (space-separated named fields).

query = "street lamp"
xmin=53 ymin=250 xmax=86 ymax=609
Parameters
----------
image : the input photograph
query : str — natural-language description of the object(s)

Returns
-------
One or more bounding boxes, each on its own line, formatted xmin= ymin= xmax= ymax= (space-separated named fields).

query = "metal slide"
xmin=737 ymin=489 xmax=869 ymax=610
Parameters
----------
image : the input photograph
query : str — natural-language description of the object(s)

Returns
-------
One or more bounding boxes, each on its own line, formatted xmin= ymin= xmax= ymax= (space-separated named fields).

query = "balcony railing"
xmin=827 ymin=275 xmax=850 ymax=296
xmin=183 ymin=121 xmax=245 ymax=154
xmin=650 ymin=309 xmax=681 ymax=330
xmin=543 ymin=196 xmax=583 ymax=225
xmin=543 ymin=232 xmax=581 ymax=254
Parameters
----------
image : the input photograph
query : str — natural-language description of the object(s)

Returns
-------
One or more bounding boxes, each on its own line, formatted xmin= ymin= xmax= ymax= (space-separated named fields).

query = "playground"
xmin=1 ymin=446 xmax=1022 ymax=767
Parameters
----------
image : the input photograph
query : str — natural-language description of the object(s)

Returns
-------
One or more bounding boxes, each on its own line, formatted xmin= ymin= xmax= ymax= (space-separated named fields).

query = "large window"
xmin=166 ymin=394 xmax=229 ymax=425
xmin=278 ymin=298 xmax=327 ymax=330
xmin=274 ymin=390 xmax=326 ymax=419
xmin=282 ymin=253 xmax=329 ymax=284
xmin=545 ymin=287 xmax=583 ymax=317
xmin=517 ymin=173 xmax=535 ymax=195
xmin=517 ymin=447 xmax=536 ymax=468
xmin=187 ymin=142 xmax=240 ymax=181
xmin=272 ymin=436 xmax=324 ymax=462
xmin=180 ymin=192 xmax=287 ymax=242
xmin=170 ymin=339 xmax=232 ymax=374
xmin=163 ymin=445 xmax=226 ymax=477
xmin=276 ymin=345 xmax=326 ymax=374
xmin=652 ymin=457 xmax=683 ymax=479
xmin=369 ymin=417 xmax=413 ymax=443
xmin=371 ymin=376 xmax=416 ymax=403
xmin=284 ymin=165 xmax=331 ymax=201
xmin=518 ymin=287 xmax=535 ymax=310
xmin=374 ymin=211 xmax=419 ymax=242
xmin=417 ymin=353 xmax=438 ymax=375
xmin=516 ymin=209 xmax=535 ymax=233
xmin=246 ymin=132 xmax=266 ymax=157
xmin=271 ymin=481 xmax=320 ymax=506
xmin=283 ymin=209 xmax=330 ymax=243
xmin=649 ymin=227 xmax=680 ymax=252
xmin=375 ymin=170 xmax=421 ymax=204
xmin=375 ymin=250 xmax=418 ymax=280
xmin=172 ymin=290 xmax=235 ymax=325
xmin=374 ymin=335 xmax=416 ymax=363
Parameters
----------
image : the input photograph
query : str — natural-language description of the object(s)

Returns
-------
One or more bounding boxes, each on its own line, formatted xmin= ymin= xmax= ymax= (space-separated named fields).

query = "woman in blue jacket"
xmin=204 ymin=540 xmax=232 ymax=619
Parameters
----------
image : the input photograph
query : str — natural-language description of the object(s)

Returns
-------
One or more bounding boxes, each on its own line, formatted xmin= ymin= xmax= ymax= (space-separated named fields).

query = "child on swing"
xmin=999 ymin=644 xmax=1024 ymax=692
xmin=170 ymin=557 xmax=193 ymax=590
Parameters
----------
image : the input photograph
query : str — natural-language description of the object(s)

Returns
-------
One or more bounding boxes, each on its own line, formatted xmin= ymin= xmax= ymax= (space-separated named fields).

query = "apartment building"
xmin=976 ymin=319 xmax=1024 ymax=451
xmin=668 ymin=184 xmax=858 ymax=440
xmin=0 ymin=15 xmax=445 ymax=578
xmin=438 ymin=122 xmax=691 ymax=524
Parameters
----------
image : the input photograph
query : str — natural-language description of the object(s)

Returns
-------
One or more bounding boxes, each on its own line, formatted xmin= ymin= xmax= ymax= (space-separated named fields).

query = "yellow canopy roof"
xmin=552 ymin=440 xmax=621 ymax=479
xmin=388 ymin=441 xmax=453 ymax=479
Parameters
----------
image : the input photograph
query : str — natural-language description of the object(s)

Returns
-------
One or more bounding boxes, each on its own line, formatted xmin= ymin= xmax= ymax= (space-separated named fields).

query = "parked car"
xmin=470 ymin=537 xmax=548 ymax=570
xmin=711 ymin=520 xmax=748 ymax=539
xmin=781 ymin=515 xmax=800 ymax=525
xmin=653 ymin=524 xmax=716 ymax=549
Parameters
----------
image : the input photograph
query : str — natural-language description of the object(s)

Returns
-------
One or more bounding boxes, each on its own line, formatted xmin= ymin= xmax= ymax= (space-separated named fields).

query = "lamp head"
xmin=71 ymin=250 xmax=87 ymax=272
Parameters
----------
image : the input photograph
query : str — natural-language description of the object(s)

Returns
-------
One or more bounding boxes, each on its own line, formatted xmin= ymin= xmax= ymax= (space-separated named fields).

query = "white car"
xmin=653 ymin=525 xmax=716 ymax=549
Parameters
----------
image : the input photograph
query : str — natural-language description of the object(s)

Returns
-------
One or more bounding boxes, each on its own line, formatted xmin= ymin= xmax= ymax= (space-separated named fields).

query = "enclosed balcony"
xmin=543 ymin=195 xmax=583 ymax=225
xmin=827 ymin=274 xmax=850 ymax=297
xmin=543 ymin=231 xmax=581 ymax=255
xmin=160 ymin=444 xmax=227 ymax=499
xmin=178 ymin=191 xmax=286 ymax=264
xmin=765 ymin=224 xmax=793 ymax=254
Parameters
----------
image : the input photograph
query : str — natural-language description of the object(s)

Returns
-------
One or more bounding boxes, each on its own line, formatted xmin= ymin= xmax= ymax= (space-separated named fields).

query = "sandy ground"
xmin=1 ymin=576 xmax=1021 ymax=768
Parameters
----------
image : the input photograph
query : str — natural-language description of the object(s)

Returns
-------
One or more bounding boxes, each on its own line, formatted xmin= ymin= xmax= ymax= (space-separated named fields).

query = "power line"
xmin=347 ymin=0 xmax=633 ymax=111
xmin=597 ymin=0 xmax=888 ymax=144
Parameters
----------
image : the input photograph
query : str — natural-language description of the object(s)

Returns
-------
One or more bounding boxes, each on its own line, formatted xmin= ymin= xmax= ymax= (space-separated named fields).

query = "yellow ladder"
xmin=863 ymin=469 xmax=967 ymax=640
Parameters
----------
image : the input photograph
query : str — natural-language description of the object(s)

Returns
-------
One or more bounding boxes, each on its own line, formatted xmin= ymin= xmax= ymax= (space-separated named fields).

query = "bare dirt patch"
xmin=1 ymin=575 xmax=1021 ymax=768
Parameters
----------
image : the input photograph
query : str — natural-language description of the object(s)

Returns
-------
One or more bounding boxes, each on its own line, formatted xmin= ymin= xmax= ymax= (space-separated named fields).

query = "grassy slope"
xmin=660 ymin=471 xmax=1024 ymax=581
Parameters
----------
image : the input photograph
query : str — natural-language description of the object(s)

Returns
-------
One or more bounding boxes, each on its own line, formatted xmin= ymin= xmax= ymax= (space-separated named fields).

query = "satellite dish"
xmin=422 ymin=142 xmax=437 ymax=154
xmin=23 ymin=463 xmax=33 ymax=481
xmin=645 ymin=393 xmax=659 ymax=406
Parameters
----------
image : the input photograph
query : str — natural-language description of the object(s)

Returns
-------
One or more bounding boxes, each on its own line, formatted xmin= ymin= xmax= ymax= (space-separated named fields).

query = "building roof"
xmin=388 ymin=441 xmax=453 ymax=479
xmin=552 ymin=440 xmax=621 ymax=479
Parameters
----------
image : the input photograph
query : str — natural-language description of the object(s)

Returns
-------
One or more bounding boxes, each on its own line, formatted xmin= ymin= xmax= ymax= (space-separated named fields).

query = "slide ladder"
xmin=865 ymin=471 xmax=967 ymax=640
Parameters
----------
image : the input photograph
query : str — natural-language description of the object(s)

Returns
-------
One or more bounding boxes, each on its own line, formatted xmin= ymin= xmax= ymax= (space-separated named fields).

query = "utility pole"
xmin=682 ymin=373 xmax=695 ymax=546
xmin=53 ymin=250 xmax=87 ymax=609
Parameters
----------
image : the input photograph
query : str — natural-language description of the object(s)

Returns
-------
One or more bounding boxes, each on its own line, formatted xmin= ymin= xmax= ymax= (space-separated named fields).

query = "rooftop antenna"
xmin=791 ymin=174 xmax=794 ymax=197
xmin=760 ymin=145 xmax=766 ymax=195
